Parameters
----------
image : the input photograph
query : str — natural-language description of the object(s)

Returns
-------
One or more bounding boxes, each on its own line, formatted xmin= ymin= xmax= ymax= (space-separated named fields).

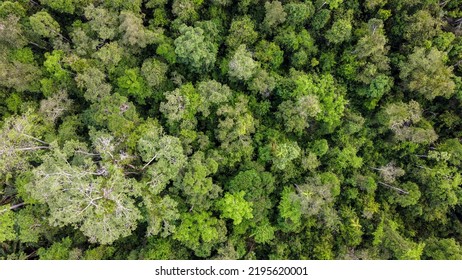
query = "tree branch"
xmin=378 ymin=182 xmax=409 ymax=195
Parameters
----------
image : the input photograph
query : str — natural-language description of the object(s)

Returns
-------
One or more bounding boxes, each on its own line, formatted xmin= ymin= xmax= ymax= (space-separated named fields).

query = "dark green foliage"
xmin=1 ymin=0 xmax=462 ymax=261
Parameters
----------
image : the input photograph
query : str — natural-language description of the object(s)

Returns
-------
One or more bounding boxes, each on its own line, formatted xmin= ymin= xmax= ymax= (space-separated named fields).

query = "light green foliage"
xmin=330 ymin=145 xmax=363 ymax=170
xmin=84 ymin=4 xmax=118 ymax=40
xmin=141 ymin=58 xmax=168 ymax=88
xmin=339 ymin=207 xmax=363 ymax=247
xmin=271 ymin=141 xmax=301 ymax=170
xmin=76 ymin=67 xmax=112 ymax=102
xmin=354 ymin=19 xmax=390 ymax=84
xmin=254 ymin=40 xmax=284 ymax=70
xmin=0 ymin=110 xmax=48 ymax=175
xmin=1 ymin=0 xmax=462 ymax=261
xmin=38 ymin=237 xmax=80 ymax=260
xmin=380 ymin=101 xmax=438 ymax=144
xmin=388 ymin=181 xmax=421 ymax=207
xmin=284 ymin=2 xmax=314 ymax=28
xmin=263 ymin=1 xmax=287 ymax=31
xmin=216 ymin=95 xmax=255 ymax=143
xmin=228 ymin=169 xmax=275 ymax=223
xmin=174 ymin=211 xmax=227 ymax=257
xmin=423 ymin=238 xmax=462 ymax=260
xmin=176 ymin=151 xmax=220 ymax=211
xmin=403 ymin=10 xmax=442 ymax=45
xmin=27 ymin=143 xmax=141 ymax=244
xmin=39 ymin=0 xmax=84 ymax=14
xmin=415 ymin=162 xmax=461 ymax=223
xmin=16 ymin=206 xmax=50 ymax=243
xmin=0 ymin=1 xmax=26 ymax=18
xmin=326 ymin=18 xmax=352 ymax=44
xmin=144 ymin=195 xmax=180 ymax=237
xmin=85 ymin=93 xmax=140 ymax=137
xmin=0 ymin=51 xmax=42 ymax=93
xmin=311 ymin=9 xmax=331 ymax=30
xmin=228 ymin=44 xmax=258 ymax=81
xmin=137 ymin=123 xmax=187 ymax=194
xmin=296 ymin=172 xmax=340 ymax=218
xmin=248 ymin=69 xmax=276 ymax=96
xmin=323 ymin=0 xmax=344 ymax=9
xmin=160 ymin=83 xmax=200 ymax=127
xmin=278 ymin=187 xmax=302 ymax=232
xmin=117 ymin=68 xmax=152 ymax=102
xmin=172 ymin=0 xmax=203 ymax=23
xmin=400 ymin=47 xmax=455 ymax=100
xmin=93 ymin=42 xmax=124 ymax=70
xmin=278 ymin=94 xmax=320 ymax=134
xmin=374 ymin=219 xmax=425 ymax=260
xmin=42 ymin=50 xmax=71 ymax=93
xmin=29 ymin=11 xmax=61 ymax=38
xmin=197 ymin=80 xmax=232 ymax=117
xmin=119 ymin=11 xmax=155 ymax=48
xmin=0 ymin=207 xmax=16 ymax=242
xmin=217 ymin=191 xmax=253 ymax=225
xmin=289 ymin=72 xmax=347 ymax=130
xmin=226 ymin=16 xmax=258 ymax=50
xmin=174 ymin=24 xmax=217 ymax=73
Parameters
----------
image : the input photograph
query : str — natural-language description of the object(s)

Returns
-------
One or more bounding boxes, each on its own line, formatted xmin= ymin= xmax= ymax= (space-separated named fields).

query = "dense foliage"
xmin=1 ymin=0 xmax=462 ymax=260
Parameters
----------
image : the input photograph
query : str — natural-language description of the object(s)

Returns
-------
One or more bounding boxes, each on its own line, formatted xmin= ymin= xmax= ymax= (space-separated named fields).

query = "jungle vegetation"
xmin=1 ymin=0 xmax=462 ymax=260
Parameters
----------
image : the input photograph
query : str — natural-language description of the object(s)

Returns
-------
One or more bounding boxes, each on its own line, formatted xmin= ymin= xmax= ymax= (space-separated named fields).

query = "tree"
xmin=400 ymin=47 xmax=455 ymax=100
xmin=270 ymin=141 xmax=301 ymax=170
xmin=352 ymin=19 xmax=390 ymax=85
xmin=254 ymin=40 xmax=284 ymax=70
xmin=75 ymin=67 xmax=112 ymax=102
xmin=0 ymin=52 xmax=42 ymax=93
xmin=0 ymin=206 xmax=16 ymax=242
xmin=263 ymin=1 xmax=287 ymax=32
xmin=84 ymin=93 xmax=140 ymax=137
xmin=217 ymin=191 xmax=253 ymax=225
xmin=175 ymin=151 xmax=220 ymax=211
xmin=27 ymin=142 xmax=141 ymax=244
xmin=38 ymin=237 xmax=79 ymax=260
xmin=196 ymin=80 xmax=232 ymax=117
xmin=39 ymin=89 xmax=73 ymax=123
xmin=136 ymin=121 xmax=187 ymax=194
xmin=228 ymin=44 xmax=259 ymax=81
xmin=423 ymin=238 xmax=462 ymax=260
xmin=174 ymin=24 xmax=217 ymax=73
xmin=117 ymin=68 xmax=152 ymax=103
xmin=172 ymin=0 xmax=202 ymax=23
xmin=248 ymin=69 xmax=277 ymax=97
xmin=84 ymin=4 xmax=118 ymax=40
xmin=0 ymin=15 xmax=27 ymax=49
xmin=143 ymin=195 xmax=180 ymax=237
xmin=119 ymin=11 xmax=155 ymax=48
xmin=29 ymin=11 xmax=62 ymax=39
xmin=403 ymin=10 xmax=442 ymax=46
xmin=286 ymin=72 xmax=347 ymax=131
xmin=284 ymin=2 xmax=314 ymax=29
xmin=141 ymin=58 xmax=168 ymax=88
xmin=159 ymin=83 xmax=199 ymax=128
xmin=0 ymin=110 xmax=50 ymax=176
xmin=174 ymin=211 xmax=227 ymax=257
xmin=325 ymin=18 xmax=352 ymax=44
xmin=278 ymin=94 xmax=320 ymax=134
xmin=225 ymin=16 xmax=258 ymax=50
xmin=379 ymin=100 xmax=438 ymax=144
xmin=228 ymin=168 xmax=275 ymax=223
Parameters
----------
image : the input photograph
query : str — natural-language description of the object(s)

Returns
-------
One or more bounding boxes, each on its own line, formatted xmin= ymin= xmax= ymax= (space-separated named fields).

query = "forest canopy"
xmin=1 ymin=0 xmax=462 ymax=260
